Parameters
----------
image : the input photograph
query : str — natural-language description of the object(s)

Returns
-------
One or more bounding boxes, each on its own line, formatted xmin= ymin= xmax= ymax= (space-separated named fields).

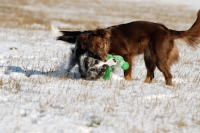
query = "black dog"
xmin=78 ymin=51 xmax=116 ymax=80
xmin=52 ymin=26 xmax=115 ymax=80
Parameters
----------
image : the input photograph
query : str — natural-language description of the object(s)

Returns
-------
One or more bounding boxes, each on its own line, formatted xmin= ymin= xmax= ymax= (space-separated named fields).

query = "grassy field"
xmin=0 ymin=0 xmax=200 ymax=133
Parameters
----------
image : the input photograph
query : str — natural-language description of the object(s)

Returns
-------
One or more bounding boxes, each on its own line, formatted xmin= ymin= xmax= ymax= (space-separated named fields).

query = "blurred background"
xmin=0 ymin=0 xmax=198 ymax=31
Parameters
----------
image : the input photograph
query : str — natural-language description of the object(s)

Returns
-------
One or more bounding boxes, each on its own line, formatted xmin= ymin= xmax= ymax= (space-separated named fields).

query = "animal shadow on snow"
xmin=1 ymin=64 xmax=81 ymax=79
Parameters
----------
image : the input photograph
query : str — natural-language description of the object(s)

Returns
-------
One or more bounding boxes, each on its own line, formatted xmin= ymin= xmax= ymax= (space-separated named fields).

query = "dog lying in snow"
xmin=74 ymin=50 xmax=117 ymax=80
xmin=52 ymin=26 xmax=116 ymax=80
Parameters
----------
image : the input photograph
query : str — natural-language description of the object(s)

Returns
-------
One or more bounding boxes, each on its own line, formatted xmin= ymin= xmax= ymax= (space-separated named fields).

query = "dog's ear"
xmin=94 ymin=28 xmax=110 ymax=39
xmin=79 ymin=34 xmax=89 ymax=49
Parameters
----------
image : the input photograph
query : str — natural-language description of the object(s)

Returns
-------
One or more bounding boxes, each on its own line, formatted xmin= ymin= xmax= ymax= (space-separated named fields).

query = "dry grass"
xmin=0 ymin=0 xmax=200 ymax=133
xmin=0 ymin=0 xmax=197 ymax=30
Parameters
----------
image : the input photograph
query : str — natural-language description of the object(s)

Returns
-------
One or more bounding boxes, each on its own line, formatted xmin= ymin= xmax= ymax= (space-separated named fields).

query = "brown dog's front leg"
xmin=124 ymin=69 xmax=132 ymax=80
xmin=123 ymin=55 xmax=133 ymax=80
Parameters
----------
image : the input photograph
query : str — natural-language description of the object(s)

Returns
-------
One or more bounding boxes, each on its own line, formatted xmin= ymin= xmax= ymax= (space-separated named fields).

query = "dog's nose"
xmin=100 ymin=55 xmax=107 ymax=61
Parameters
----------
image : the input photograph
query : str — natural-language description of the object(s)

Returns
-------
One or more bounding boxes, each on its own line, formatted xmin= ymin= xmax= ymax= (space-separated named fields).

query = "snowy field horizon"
xmin=0 ymin=0 xmax=200 ymax=133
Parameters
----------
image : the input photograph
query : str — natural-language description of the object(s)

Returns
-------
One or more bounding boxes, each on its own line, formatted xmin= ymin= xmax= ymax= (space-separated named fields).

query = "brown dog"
xmin=78 ymin=10 xmax=200 ymax=85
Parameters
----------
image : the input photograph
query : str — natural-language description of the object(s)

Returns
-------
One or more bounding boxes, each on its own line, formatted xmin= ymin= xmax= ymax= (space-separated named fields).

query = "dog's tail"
xmin=51 ymin=25 xmax=63 ymax=39
xmin=51 ymin=25 xmax=93 ymax=44
xmin=51 ymin=25 xmax=80 ymax=44
xmin=170 ymin=10 xmax=200 ymax=47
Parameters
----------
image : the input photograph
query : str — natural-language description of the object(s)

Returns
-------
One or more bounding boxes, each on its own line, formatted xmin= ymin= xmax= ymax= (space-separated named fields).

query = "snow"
xmin=0 ymin=0 xmax=200 ymax=133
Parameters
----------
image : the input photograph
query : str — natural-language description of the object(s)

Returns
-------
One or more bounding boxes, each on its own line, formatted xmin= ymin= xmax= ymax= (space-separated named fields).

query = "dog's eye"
xmin=89 ymin=68 xmax=95 ymax=71
xmin=103 ymin=40 xmax=107 ymax=44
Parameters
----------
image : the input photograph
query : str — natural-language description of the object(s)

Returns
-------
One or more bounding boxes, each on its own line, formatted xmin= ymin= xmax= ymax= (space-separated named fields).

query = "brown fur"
xmin=80 ymin=10 xmax=200 ymax=85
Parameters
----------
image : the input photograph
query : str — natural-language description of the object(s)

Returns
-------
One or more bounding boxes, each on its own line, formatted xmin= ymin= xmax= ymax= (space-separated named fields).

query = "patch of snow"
xmin=0 ymin=0 xmax=200 ymax=133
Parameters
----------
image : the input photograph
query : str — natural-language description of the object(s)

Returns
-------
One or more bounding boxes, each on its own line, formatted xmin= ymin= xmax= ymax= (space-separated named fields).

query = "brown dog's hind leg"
xmin=153 ymin=32 xmax=173 ymax=85
xmin=144 ymin=47 xmax=156 ymax=83
xmin=123 ymin=55 xmax=133 ymax=80
xmin=156 ymin=60 xmax=173 ymax=86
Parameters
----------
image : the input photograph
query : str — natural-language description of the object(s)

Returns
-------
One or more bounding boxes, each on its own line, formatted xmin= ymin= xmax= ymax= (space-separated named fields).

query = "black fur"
xmin=79 ymin=52 xmax=116 ymax=80
xmin=57 ymin=30 xmax=92 ymax=44
xmin=56 ymin=29 xmax=115 ymax=80
xmin=64 ymin=32 xmax=98 ymax=75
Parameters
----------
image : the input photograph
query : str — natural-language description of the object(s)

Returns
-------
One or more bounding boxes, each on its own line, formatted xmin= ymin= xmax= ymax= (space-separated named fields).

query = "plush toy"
xmin=103 ymin=54 xmax=129 ymax=80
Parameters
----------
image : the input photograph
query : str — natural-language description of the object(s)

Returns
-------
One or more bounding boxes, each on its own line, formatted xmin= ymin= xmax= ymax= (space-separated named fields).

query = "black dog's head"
xmin=85 ymin=64 xmax=109 ymax=80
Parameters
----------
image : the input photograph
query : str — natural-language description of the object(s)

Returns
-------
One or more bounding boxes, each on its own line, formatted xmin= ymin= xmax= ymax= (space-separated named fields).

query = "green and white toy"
xmin=103 ymin=54 xmax=129 ymax=80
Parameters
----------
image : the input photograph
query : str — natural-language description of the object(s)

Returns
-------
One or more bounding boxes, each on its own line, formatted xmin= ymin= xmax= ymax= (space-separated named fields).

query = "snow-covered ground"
xmin=0 ymin=0 xmax=200 ymax=132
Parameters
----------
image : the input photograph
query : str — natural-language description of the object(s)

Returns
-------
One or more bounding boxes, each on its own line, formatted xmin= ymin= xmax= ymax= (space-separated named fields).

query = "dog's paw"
xmin=106 ymin=58 xmax=117 ymax=66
